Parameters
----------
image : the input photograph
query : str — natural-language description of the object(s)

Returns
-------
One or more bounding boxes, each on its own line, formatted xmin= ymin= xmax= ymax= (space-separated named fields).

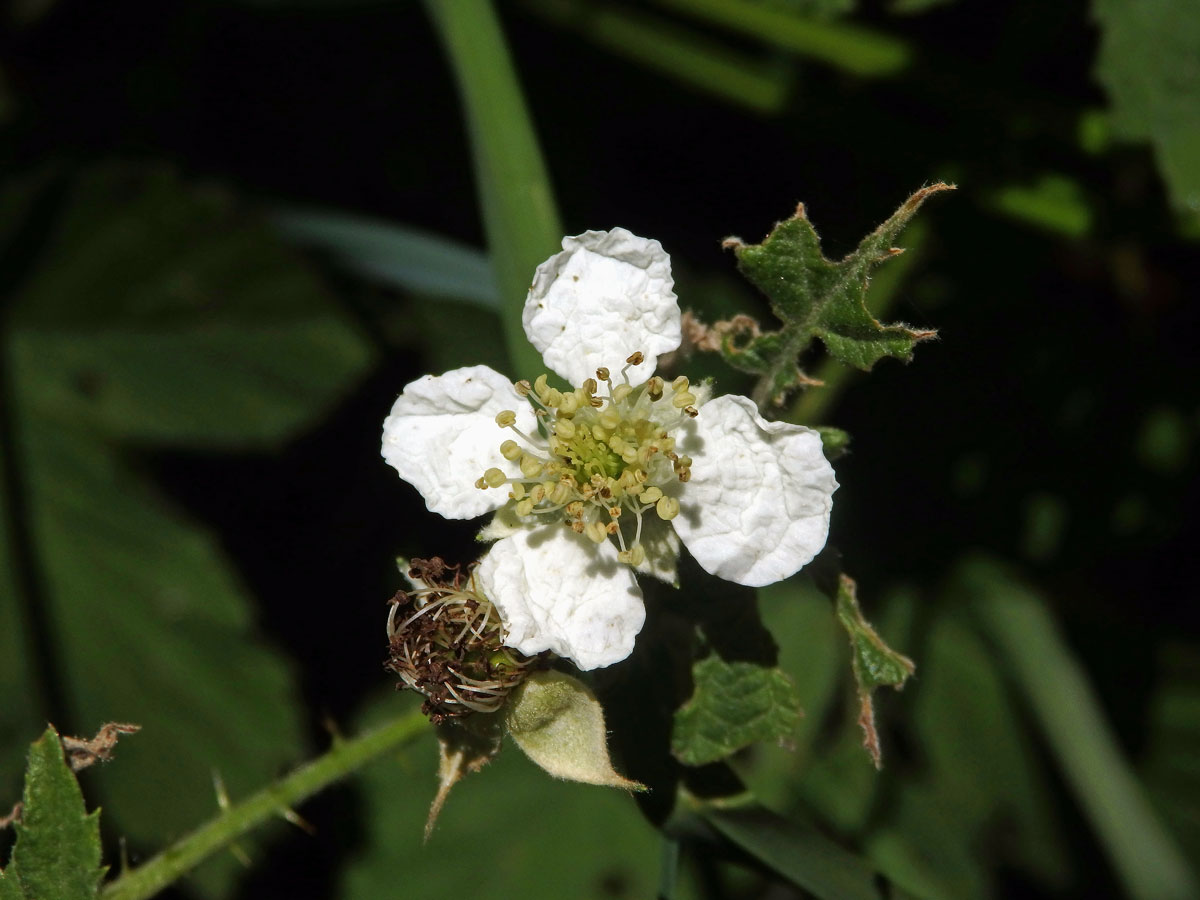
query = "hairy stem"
xmin=101 ymin=708 xmax=428 ymax=900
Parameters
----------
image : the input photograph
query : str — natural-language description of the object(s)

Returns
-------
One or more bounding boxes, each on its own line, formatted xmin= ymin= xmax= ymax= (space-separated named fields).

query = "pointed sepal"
xmin=505 ymin=671 xmax=644 ymax=791
xmin=835 ymin=574 xmax=916 ymax=768
xmin=724 ymin=184 xmax=953 ymax=404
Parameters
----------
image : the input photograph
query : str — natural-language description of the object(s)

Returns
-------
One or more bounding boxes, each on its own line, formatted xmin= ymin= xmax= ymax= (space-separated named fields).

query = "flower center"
xmin=476 ymin=352 xmax=698 ymax=567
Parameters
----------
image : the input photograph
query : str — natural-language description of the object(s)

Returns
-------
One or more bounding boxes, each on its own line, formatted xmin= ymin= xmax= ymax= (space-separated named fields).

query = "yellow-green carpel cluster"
xmin=476 ymin=352 xmax=697 ymax=567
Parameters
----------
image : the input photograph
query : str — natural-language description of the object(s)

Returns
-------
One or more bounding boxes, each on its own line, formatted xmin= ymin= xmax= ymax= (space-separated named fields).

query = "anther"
xmin=672 ymin=391 xmax=697 ymax=409
xmin=495 ymin=410 xmax=517 ymax=427
xmin=585 ymin=520 xmax=608 ymax=543
xmin=626 ymin=351 xmax=645 ymax=365
xmin=500 ymin=439 xmax=522 ymax=460
xmin=596 ymin=367 xmax=610 ymax=382
xmin=520 ymin=455 xmax=543 ymax=478
xmin=672 ymin=375 xmax=690 ymax=392
xmin=646 ymin=376 xmax=664 ymax=400
xmin=515 ymin=499 xmax=534 ymax=517
xmin=483 ymin=468 xmax=507 ymax=488
xmin=514 ymin=380 xmax=532 ymax=397
xmin=656 ymin=496 xmax=680 ymax=520
xmin=612 ymin=384 xmax=633 ymax=404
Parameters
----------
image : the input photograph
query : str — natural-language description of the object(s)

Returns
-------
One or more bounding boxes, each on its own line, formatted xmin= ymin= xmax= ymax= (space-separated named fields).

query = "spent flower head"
xmin=382 ymin=229 xmax=837 ymax=670
xmin=385 ymin=557 xmax=540 ymax=723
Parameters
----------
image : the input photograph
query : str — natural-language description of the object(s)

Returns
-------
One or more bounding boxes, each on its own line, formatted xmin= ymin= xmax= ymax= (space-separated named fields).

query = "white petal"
xmin=477 ymin=526 xmax=645 ymax=671
xmin=381 ymin=365 xmax=535 ymax=519
xmin=523 ymin=229 xmax=681 ymax=387
xmin=673 ymin=395 xmax=837 ymax=587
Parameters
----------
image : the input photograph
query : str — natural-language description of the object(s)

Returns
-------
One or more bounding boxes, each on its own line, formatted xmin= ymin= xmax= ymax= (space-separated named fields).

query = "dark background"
xmin=1 ymin=1 xmax=1197 ymax=897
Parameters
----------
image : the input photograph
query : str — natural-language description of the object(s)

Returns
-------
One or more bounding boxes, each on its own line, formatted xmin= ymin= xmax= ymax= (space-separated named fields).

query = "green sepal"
xmin=719 ymin=331 xmax=783 ymax=375
xmin=815 ymin=426 xmax=852 ymax=461
xmin=505 ymin=671 xmax=644 ymax=791
xmin=835 ymin=575 xmax=915 ymax=768
xmin=725 ymin=184 xmax=952 ymax=404
xmin=1 ymin=727 xmax=104 ymax=900
xmin=671 ymin=655 xmax=803 ymax=767
xmin=424 ymin=716 xmax=503 ymax=841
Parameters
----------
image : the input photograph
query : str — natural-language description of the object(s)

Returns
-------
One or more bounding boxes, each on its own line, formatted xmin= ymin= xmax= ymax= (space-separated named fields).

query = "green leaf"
xmin=671 ymin=655 xmax=802 ymax=766
xmin=425 ymin=0 xmax=563 ymax=382
xmin=9 ymin=166 xmax=373 ymax=448
xmin=986 ymin=173 xmax=1093 ymax=237
xmin=726 ymin=184 xmax=951 ymax=406
xmin=834 ymin=574 xmax=915 ymax=768
xmin=505 ymin=671 xmax=643 ymax=790
xmin=341 ymin=693 xmax=664 ymax=900
xmin=0 ymin=164 xmax=370 ymax=897
xmin=270 ymin=208 xmax=500 ymax=309
xmin=1093 ymin=0 xmax=1200 ymax=212
xmin=959 ymin=556 xmax=1199 ymax=900
xmin=2 ymin=727 xmax=103 ymax=900
xmin=702 ymin=804 xmax=882 ymax=900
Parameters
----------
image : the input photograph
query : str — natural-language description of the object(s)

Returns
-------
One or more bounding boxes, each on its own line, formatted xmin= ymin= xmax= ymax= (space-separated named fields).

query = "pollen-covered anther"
xmin=617 ymin=544 xmax=647 ymax=567
xmin=483 ymin=467 xmax=507 ymax=489
xmin=656 ymin=496 xmax=680 ymax=520
xmin=608 ymin=506 xmax=622 ymax=519
xmin=520 ymin=454 xmax=544 ymax=479
xmin=646 ymin=376 xmax=664 ymax=400
xmin=612 ymin=383 xmax=633 ymax=404
xmin=672 ymin=391 xmax=697 ymax=409
xmin=555 ymin=418 xmax=577 ymax=440
xmin=514 ymin=379 xmax=532 ymax=397
xmin=496 ymin=409 xmax=517 ymax=427
xmin=509 ymin=482 xmax=526 ymax=500
xmin=515 ymin=498 xmax=534 ymax=516
xmin=585 ymin=520 xmax=608 ymax=543
xmin=500 ymin=439 xmax=522 ymax=460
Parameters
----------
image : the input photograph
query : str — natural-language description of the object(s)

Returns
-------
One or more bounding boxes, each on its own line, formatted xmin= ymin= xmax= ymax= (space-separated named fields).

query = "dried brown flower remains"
xmin=385 ymin=558 xmax=540 ymax=724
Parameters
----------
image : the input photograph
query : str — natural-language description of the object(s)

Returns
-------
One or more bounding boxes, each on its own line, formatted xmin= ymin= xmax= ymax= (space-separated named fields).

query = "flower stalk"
xmin=101 ymin=709 xmax=428 ymax=900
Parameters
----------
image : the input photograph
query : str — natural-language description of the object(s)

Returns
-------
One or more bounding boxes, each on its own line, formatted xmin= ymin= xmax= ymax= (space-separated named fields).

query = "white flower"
xmin=382 ymin=229 xmax=837 ymax=670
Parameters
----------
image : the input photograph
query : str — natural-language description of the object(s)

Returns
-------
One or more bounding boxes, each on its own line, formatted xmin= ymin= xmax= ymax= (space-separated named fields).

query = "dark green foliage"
xmin=1 ymin=728 xmax=103 ymax=900
xmin=723 ymin=184 xmax=951 ymax=406
xmin=671 ymin=656 xmax=803 ymax=766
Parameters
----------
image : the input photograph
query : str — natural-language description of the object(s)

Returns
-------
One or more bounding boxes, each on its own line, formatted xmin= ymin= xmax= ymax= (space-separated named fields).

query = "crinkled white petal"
xmin=477 ymin=526 xmax=645 ymax=671
xmin=381 ymin=365 xmax=534 ymax=519
xmin=673 ymin=395 xmax=837 ymax=587
xmin=523 ymin=229 xmax=681 ymax=387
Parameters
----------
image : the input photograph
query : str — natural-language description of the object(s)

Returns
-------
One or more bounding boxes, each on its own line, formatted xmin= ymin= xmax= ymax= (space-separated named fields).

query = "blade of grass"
xmin=649 ymin=0 xmax=912 ymax=77
xmin=961 ymin=558 xmax=1199 ymax=900
xmin=101 ymin=709 xmax=428 ymax=900
xmin=525 ymin=0 xmax=792 ymax=114
xmin=702 ymin=804 xmax=883 ymax=900
xmin=424 ymin=0 xmax=563 ymax=381
xmin=271 ymin=208 xmax=500 ymax=309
